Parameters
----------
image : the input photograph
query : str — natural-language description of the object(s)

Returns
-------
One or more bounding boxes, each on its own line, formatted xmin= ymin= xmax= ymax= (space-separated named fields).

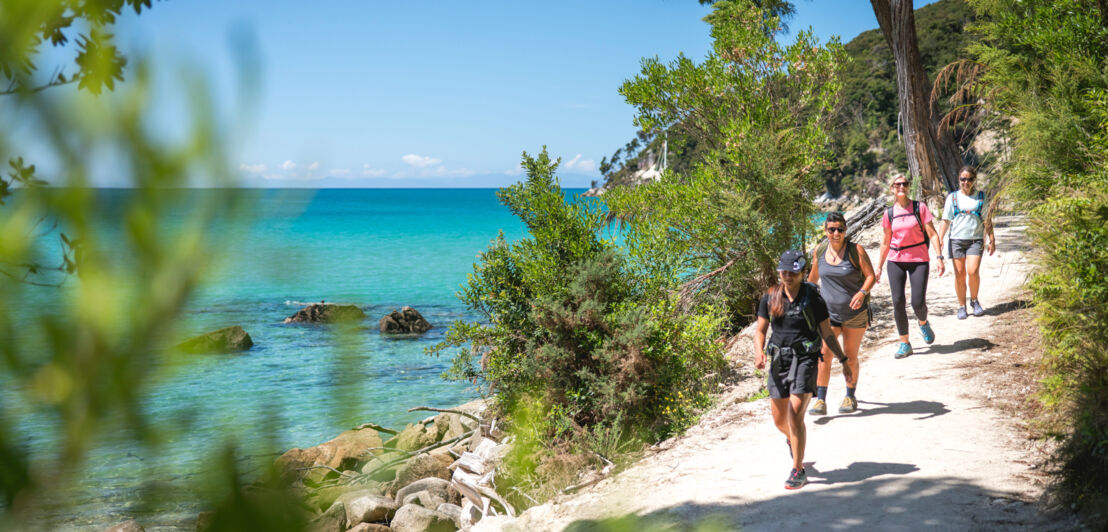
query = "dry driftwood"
xmin=408 ymin=406 xmax=482 ymax=423
xmin=345 ymin=430 xmax=476 ymax=485
xmin=353 ymin=422 xmax=399 ymax=435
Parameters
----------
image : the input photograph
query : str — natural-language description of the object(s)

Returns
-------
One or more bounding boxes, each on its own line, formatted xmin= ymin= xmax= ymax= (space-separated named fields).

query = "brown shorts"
xmin=830 ymin=306 xmax=871 ymax=329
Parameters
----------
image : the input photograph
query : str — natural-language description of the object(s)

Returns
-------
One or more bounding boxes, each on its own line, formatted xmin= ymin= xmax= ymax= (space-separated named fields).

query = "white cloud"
xmin=563 ymin=154 xmax=596 ymax=173
xmin=330 ymin=168 xmax=351 ymax=177
xmin=402 ymin=154 xmax=442 ymax=167
xmin=503 ymin=164 xmax=523 ymax=176
xmin=362 ymin=164 xmax=386 ymax=177
xmin=239 ymin=163 xmax=266 ymax=174
xmin=424 ymin=165 xmax=474 ymax=178
xmin=307 ymin=161 xmax=320 ymax=170
xmin=280 ymin=160 xmax=297 ymax=170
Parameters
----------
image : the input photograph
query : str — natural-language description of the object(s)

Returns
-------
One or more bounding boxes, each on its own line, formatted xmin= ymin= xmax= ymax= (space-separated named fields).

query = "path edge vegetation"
xmin=430 ymin=0 xmax=845 ymax=509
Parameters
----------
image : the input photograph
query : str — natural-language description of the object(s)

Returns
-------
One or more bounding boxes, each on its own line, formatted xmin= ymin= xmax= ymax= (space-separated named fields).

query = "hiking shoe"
xmin=920 ymin=321 xmax=936 ymax=344
xmin=957 ymin=307 xmax=968 ymax=320
xmin=808 ymin=399 xmax=827 ymax=416
xmin=971 ymin=299 xmax=985 ymax=317
xmin=894 ymin=342 xmax=913 ymax=359
xmin=784 ymin=467 xmax=808 ymax=490
xmin=838 ymin=396 xmax=858 ymax=414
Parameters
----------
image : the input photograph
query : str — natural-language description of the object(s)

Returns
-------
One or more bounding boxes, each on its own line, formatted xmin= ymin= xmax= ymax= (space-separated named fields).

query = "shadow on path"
xmin=807 ymin=461 xmax=919 ymax=485
xmin=814 ymin=399 xmax=949 ymax=425
xmin=562 ymin=475 xmax=1051 ymax=532
xmin=917 ymin=337 xmax=998 ymax=355
xmin=985 ymin=298 xmax=1031 ymax=317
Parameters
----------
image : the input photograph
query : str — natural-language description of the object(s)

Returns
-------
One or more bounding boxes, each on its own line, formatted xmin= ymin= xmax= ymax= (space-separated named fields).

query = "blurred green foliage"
xmin=0 ymin=1 xmax=307 ymax=530
xmin=969 ymin=0 xmax=1108 ymax=512
xmin=608 ymin=0 xmax=843 ymax=324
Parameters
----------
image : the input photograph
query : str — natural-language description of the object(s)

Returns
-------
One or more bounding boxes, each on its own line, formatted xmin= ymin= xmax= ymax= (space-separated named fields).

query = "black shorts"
xmin=767 ymin=352 xmax=819 ymax=398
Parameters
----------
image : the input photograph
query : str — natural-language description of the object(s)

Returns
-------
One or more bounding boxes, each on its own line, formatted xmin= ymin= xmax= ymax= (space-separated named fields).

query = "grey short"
xmin=767 ymin=352 xmax=819 ymax=399
xmin=950 ymin=238 xmax=984 ymax=259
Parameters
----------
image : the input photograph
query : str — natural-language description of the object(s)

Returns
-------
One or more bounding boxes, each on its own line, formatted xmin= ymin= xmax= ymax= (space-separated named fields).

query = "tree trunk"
xmin=870 ymin=0 xmax=963 ymax=199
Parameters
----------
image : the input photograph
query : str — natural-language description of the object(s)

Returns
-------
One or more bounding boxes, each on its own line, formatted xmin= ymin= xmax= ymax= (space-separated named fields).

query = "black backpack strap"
xmin=888 ymin=201 xmax=930 ymax=251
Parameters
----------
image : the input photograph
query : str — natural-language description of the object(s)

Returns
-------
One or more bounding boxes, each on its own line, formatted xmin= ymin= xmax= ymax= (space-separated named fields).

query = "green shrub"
xmin=970 ymin=0 xmax=1108 ymax=510
xmin=430 ymin=149 xmax=726 ymax=446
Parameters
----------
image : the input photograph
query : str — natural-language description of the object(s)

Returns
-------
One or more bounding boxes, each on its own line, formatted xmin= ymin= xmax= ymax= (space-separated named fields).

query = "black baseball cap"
xmin=777 ymin=250 xmax=806 ymax=273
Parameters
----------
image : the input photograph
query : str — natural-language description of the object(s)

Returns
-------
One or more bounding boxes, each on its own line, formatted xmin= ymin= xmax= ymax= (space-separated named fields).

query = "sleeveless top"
xmin=818 ymin=245 xmax=867 ymax=323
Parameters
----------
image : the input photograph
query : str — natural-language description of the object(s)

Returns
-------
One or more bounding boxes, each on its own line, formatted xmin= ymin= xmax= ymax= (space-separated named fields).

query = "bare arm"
xmin=753 ymin=316 xmax=770 ymax=370
xmin=849 ymin=243 xmax=877 ymax=310
xmin=807 ymin=249 xmax=820 ymax=284
xmin=824 ymin=316 xmax=846 ymax=367
xmin=876 ymin=225 xmax=892 ymax=282
xmin=986 ymin=218 xmax=997 ymax=256
xmin=925 ymin=220 xmax=946 ymax=276
xmin=937 ymin=219 xmax=950 ymax=248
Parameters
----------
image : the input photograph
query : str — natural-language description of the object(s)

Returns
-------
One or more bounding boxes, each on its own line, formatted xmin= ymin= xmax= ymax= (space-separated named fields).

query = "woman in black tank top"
xmin=807 ymin=212 xmax=876 ymax=416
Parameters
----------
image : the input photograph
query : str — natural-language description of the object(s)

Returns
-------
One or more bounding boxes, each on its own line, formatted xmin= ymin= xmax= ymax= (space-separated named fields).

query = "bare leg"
xmin=841 ymin=326 xmax=866 ymax=388
xmin=771 ymin=397 xmax=791 ymax=450
xmin=966 ymin=254 xmax=983 ymax=300
xmin=816 ymin=328 xmax=843 ymax=388
xmin=787 ymin=393 xmax=811 ymax=470
xmin=952 ymin=257 xmax=968 ymax=307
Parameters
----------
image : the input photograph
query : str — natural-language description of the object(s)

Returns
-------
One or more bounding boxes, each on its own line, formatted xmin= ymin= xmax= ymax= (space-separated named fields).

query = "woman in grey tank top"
xmin=806 ymin=212 xmax=876 ymax=416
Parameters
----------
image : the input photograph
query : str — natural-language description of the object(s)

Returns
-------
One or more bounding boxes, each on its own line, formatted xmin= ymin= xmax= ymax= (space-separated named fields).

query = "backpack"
xmin=886 ymin=200 xmax=929 ymax=251
xmin=949 ymin=190 xmax=985 ymax=218
xmin=815 ymin=239 xmax=861 ymax=271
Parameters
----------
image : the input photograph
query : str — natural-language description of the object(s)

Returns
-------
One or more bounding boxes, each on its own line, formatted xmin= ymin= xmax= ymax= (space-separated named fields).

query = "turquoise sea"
xmin=4 ymin=188 xmax=575 ymax=530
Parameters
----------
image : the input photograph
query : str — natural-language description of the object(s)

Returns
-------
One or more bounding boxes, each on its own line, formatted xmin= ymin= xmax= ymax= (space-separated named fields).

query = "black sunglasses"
xmin=826 ymin=226 xmax=845 ymax=233
xmin=959 ymin=178 xmax=975 ymax=182
xmin=892 ymin=182 xmax=909 ymax=188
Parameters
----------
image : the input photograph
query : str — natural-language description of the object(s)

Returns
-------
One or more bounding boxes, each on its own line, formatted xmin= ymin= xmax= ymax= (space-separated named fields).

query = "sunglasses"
xmin=959 ymin=178 xmax=975 ymax=182
xmin=892 ymin=182 xmax=909 ymax=188
xmin=826 ymin=226 xmax=845 ymax=233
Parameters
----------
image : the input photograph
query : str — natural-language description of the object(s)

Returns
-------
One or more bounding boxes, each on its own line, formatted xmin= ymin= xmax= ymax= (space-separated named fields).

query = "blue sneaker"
xmin=957 ymin=307 xmax=968 ymax=320
xmin=894 ymin=342 xmax=913 ymax=359
xmin=971 ymin=299 xmax=985 ymax=317
xmin=920 ymin=321 xmax=935 ymax=344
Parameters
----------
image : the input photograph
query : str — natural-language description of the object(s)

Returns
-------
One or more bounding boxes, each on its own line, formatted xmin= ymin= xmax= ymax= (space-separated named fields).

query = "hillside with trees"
xmin=596 ymin=0 xmax=980 ymax=198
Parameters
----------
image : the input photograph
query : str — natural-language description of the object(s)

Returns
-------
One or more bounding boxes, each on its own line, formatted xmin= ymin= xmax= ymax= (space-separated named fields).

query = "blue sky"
xmin=33 ymin=0 xmax=940 ymax=188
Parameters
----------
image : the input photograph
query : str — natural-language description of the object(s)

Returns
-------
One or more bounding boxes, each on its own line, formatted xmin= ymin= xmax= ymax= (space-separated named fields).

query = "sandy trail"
xmin=486 ymin=215 xmax=1069 ymax=531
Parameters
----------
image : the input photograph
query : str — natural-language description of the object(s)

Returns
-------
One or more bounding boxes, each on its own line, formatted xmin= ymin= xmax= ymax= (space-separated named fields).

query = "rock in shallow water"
xmin=285 ymin=303 xmax=367 ymax=324
xmin=378 ymin=306 xmax=432 ymax=334
xmin=176 ymin=326 xmax=253 ymax=353
xmin=276 ymin=427 xmax=384 ymax=485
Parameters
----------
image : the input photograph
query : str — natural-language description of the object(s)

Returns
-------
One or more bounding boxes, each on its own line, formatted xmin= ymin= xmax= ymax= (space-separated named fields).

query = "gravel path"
xmin=480 ymin=215 xmax=1076 ymax=531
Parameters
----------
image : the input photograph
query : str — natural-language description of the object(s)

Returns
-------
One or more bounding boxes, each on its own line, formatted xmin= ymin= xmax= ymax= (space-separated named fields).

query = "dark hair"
xmin=958 ymin=165 xmax=977 ymax=179
xmin=824 ymin=211 xmax=847 ymax=229
xmin=768 ymin=283 xmax=786 ymax=318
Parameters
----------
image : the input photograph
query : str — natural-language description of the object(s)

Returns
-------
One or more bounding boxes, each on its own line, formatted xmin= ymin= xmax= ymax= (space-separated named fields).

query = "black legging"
xmin=887 ymin=261 xmax=929 ymax=336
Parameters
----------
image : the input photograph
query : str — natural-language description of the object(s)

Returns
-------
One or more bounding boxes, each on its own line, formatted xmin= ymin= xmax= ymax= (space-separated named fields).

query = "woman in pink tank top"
xmin=875 ymin=175 xmax=945 ymax=359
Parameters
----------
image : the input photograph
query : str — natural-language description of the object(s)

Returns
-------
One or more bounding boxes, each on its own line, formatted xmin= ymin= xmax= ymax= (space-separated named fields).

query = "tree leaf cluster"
xmin=606 ymin=0 xmax=844 ymax=324
xmin=602 ymin=0 xmax=982 ymax=199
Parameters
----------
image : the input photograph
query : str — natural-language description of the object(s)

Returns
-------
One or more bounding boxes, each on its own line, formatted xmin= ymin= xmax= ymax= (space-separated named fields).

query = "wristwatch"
xmin=936 ymin=255 xmax=944 ymax=260
xmin=858 ymin=289 xmax=868 ymax=295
